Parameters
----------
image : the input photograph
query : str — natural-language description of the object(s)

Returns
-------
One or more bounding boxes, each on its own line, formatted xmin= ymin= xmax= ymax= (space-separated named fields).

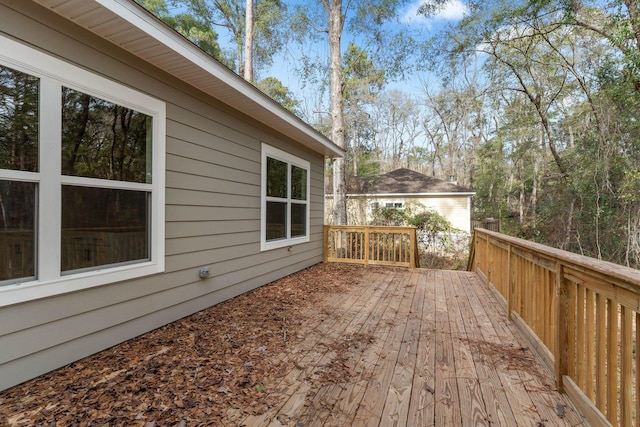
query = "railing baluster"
xmin=555 ymin=263 xmax=569 ymax=391
xmin=364 ymin=227 xmax=369 ymax=265
xmin=470 ymin=228 xmax=640 ymax=426
xmin=576 ymin=284 xmax=586 ymax=390
xmin=636 ymin=311 xmax=639 ymax=427
xmin=584 ymin=288 xmax=595 ymax=400
xmin=607 ymin=298 xmax=619 ymax=426
xmin=621 ymin=306 xmax=633 ymax=427
xmin=567 ymin=280 xmax=577 ymax=383
xmin=596 ymin=293 xmax=607 ymax=410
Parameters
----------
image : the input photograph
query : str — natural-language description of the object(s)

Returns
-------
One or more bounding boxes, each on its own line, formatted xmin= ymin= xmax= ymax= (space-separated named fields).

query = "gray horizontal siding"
xmin=0 ymin=1 xmax=327 ymax=391
xmin=0 ymin=249 xmax=321 ymax=390
xmin=166 ymin=219 xmax=259 ymax=238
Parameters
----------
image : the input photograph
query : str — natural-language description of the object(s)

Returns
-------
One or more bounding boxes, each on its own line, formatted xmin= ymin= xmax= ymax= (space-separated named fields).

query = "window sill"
xmin=261 ymin=236 xmax=310 ymax=252
xmin=0 ymin=261 xmax=164 ymax=308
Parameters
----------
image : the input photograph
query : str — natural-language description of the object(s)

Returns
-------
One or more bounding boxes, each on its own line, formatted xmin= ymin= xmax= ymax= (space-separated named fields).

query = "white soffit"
xmin=32 ymin=0 xmax=344 ymax=158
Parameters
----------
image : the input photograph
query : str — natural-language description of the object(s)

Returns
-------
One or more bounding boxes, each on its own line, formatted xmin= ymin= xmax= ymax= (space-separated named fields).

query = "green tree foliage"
xmin=369 ymin=204 xmax=466 ymax=269
xmin=342 ymin=43 xmax=386 ymax=177
xmin=419 ymin=0 xmax=640 ymax=268
xmin=256 ymin=77 xmax=300 ymax=114
xmin=370 ymin=205 xmax=409 ymax=226
xmin=178 ymin=0 xmax=287 ymax=78
xmin=134 ymin=0 xmax=227 ymax=63
xmin=342 ymin=42 xmax=386 ymax=100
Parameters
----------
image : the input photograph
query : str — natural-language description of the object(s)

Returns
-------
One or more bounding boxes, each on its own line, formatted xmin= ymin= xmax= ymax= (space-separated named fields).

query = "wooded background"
xmin=135 ymin=0 xmax=640 ymax=269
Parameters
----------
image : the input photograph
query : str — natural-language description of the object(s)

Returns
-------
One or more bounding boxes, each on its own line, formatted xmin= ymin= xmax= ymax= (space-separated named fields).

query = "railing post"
xmin=466 ymin=230 xmax=475 ymax=272
xmin=487 ymin=233 xmax=493 ymax=286
xmin=506 ymin=243 xmax=512 ymax=321
xmin=410 ymin=227 xmax=417 ymax=269
xmin=555 ymin=263 xmax=568 ymax=392
xmin=323 ymin=225 xmax=329 ymax=263
xmin=364 ymin=226 xmax=370 ymax=266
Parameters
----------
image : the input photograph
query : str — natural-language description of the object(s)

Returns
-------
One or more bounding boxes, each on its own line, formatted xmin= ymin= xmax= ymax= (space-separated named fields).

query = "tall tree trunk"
xmin=624 ymin=0 xmax=640 ymax=92
xmin=244 ymin=0 xmax=253 ymax=82
xmin=328 ymin=0 xmax=346 ymax=224
xmin=351 ymin=128 xmax=358 ymax=177
xmin=531 ymin=157 xmax=538 ymax=224
xmin=519 ymin=159 xmax=525 ymax=225
xmin=562 ymin=197 xmax=575 ymax=250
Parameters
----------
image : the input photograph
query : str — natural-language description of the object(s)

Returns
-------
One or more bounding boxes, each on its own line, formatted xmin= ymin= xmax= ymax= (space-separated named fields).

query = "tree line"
xmin=135 ymin=0 xmax=640 ymax=268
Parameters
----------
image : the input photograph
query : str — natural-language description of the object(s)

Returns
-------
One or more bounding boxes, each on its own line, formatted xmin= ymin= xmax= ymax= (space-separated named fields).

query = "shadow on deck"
xmin=242 ymin=266 xmax=585 ymax=426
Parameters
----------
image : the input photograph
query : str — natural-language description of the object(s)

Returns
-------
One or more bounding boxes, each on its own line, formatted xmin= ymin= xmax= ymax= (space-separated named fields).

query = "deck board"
xmin=457 ymin=272 xmax=519 ymax=426
xmin=239 ymin=266 xmax=588 ymax=427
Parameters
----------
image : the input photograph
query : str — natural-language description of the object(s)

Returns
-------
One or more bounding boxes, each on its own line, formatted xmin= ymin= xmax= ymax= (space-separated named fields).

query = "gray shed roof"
xmin=347 ymin=168 xmax=475 ymax=196
xmin=33 ymin=0 xmax=344 ymax=158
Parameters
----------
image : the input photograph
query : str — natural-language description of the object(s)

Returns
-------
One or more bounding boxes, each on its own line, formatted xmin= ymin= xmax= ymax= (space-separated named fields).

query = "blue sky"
xmin=179 ymin=0 xmax=470 ymax=110
xmin=258 ymin=0 xmax=469 ymax=105
xmin=400 ymin=0 xmax=467 ymax=27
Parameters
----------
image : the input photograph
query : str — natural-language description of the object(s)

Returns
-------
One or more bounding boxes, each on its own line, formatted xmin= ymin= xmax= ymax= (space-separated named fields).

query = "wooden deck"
xmin=239 ymin=267 xmax=587 ymax=426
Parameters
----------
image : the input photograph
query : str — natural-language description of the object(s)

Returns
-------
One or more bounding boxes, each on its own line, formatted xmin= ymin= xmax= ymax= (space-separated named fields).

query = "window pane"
xmin=266 ymin=157 xmax=287 ymax=198
xmin=291 ymin=165 xmax=307 ymax=201
xmin=0 ymin=180 xmax=35 ymax=282
xmin=0 ymin=65 xmax=39 ymax=172
xmin=61 ymin=87 xmax=151 ymax=183
xmin=266 ymin=201 xmax=286 ymax=241
xmin=61 ymin=186 xmax=149 ymax=272
xmin=290 ymin=203 xmax=306 ymax=237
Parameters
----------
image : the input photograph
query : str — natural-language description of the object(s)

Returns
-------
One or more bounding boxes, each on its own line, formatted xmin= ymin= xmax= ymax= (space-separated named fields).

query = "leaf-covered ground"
xmin=0 ymin=263 xmax=361 ymax=426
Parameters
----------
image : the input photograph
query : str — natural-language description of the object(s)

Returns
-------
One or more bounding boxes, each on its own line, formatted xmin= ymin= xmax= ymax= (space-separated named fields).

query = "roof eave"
xmin=331 ymin=192 xmax=477 ymax=198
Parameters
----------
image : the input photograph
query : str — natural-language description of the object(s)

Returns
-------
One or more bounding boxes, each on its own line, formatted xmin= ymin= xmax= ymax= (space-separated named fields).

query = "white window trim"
xmin=261 ymin=143 xmax=310 ymax=251
xmin=0 ymin=35 xmax=165 ymax=307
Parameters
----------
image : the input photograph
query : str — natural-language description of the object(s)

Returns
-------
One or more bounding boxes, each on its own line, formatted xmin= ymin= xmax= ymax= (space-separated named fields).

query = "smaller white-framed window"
xmin=384 ymin=201 xmax=404 ymax=209
xmin=261 ymin=143 xmax=310 ymax=251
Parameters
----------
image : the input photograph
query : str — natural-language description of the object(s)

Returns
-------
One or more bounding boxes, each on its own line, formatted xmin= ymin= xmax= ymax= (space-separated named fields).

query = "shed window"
xmin=0 ymin=35 xmax=165 ymax=306
xmin=261 ymin=144 xmax=310 ymax=251
xmin=385 ymin=201 xmax=404 ymax=209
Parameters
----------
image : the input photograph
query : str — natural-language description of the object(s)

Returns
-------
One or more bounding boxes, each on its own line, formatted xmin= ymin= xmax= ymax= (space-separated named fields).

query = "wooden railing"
xmin=324 ymin=225 xmax=419 ymax=268
xmin=471 ymin=218 xmax=500 ymax=232
xmin=469 ymin=228 xmax=640 ymax=427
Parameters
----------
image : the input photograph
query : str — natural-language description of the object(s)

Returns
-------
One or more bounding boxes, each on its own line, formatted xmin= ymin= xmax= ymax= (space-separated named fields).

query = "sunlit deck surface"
xmin=241 ymin=267 xmax=586 ymax=426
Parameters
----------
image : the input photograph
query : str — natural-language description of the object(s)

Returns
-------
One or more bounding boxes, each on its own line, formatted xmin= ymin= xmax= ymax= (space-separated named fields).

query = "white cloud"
xmin=436 ymin=0 xmax=468 ymax=19
xmin=400 ymin=0 xmax=468 ymax=27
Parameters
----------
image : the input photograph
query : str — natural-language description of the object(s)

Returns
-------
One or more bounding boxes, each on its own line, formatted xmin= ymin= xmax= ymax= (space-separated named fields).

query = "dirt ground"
xmin=0 ymin=263 xmax=361 ymax=426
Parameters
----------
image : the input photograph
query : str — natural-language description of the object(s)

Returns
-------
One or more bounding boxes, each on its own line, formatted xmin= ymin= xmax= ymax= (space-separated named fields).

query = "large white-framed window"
xmin=261 ymin=143 xmax=310 ymax=251
xmin=0 ymin=35 xmax=165 ymax=307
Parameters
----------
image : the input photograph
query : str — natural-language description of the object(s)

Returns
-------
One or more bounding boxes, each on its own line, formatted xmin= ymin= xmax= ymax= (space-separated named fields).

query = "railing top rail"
xmin=325 ymin=225 xmax=417 ymax=231
xmin=474 ymin=228 xmax=640 ymax=294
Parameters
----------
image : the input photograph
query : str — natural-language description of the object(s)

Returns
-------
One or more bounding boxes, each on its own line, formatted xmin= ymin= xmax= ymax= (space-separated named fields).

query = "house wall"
xmin=344 ymin=195 xmax=472 ymax=233
xmin=404 ymin=196 xmax=472 ymax=233
xmin=0 ymin=1 xmax=326 ymax=391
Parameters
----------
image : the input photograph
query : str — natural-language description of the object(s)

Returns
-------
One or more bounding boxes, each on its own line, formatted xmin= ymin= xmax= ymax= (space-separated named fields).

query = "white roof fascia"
xmin=344 ymin=192 xmax=476 ymax=198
